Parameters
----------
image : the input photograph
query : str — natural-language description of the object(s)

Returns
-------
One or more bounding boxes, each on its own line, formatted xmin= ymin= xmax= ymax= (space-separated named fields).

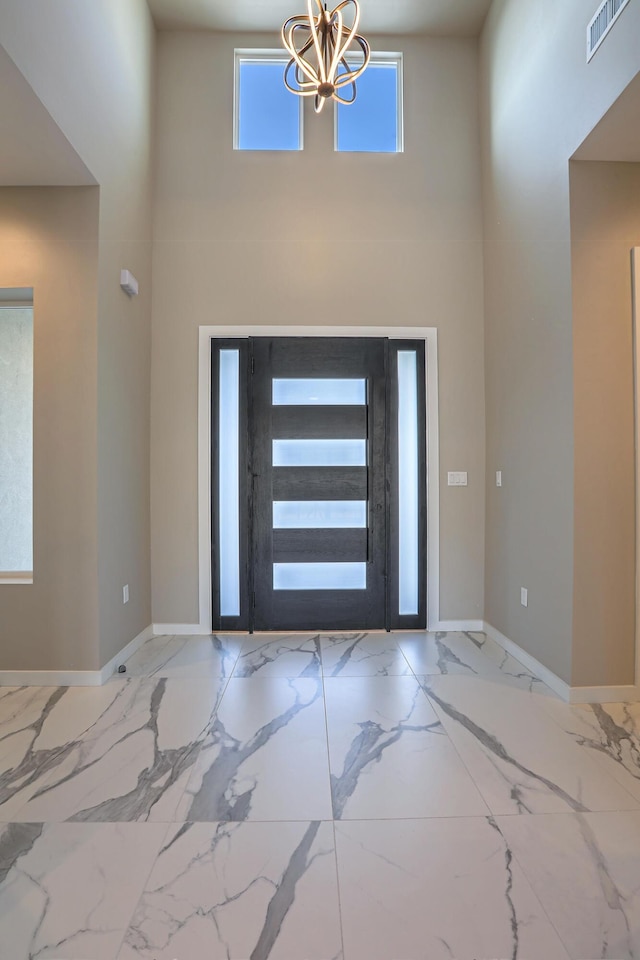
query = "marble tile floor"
xmin=1 ymin=630 xmax=640 ymax=959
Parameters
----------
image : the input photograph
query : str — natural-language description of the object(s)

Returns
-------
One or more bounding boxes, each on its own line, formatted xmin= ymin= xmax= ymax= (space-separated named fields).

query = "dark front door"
xmin=211 ymin=336 xmax=427 ymax=633
xmin=252 ymin=337 xmax=386 ymax=631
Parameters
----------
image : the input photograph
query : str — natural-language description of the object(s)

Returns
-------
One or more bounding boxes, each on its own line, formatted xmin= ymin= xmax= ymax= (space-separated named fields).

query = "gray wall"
xmin=0 ymin=187 xmax=100 ymax=671
xmin=150 ymin=31 xmax=486 ymax=626
xmin=480 ymin=0 xmax=640 ymax=684
xmin=571 ymin=160 xmax=640 ymax=686
xmin=0 ymin=0 xmax=156 ymax=670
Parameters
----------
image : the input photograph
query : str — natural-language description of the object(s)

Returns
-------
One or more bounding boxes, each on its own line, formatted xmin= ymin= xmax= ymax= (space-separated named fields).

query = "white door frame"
xmin=633 ymin=249 xmax=640 ymax=688
xmin=195 ymin=324 xmax=441 ymax=634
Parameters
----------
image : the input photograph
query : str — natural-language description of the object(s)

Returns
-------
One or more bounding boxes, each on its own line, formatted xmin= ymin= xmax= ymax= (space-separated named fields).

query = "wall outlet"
xmin=520 ymin=587 xmax=528 ymax=607
xmin=496 ymin=471 xmax=502 ymax=487
xmin=448 ymin=472 xmax=468 ymax=487
xmin=123 ymin=584 xmax=129 ymax=604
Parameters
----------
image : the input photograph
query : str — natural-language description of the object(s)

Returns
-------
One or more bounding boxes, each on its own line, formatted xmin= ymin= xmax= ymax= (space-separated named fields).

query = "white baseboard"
xmin=99 ymin=624 xmax=155 ymax=684
xmin=483 ymin=621 xmax=640 ymax=704
xmin=152 ymin=622 xmax=210 ymax=636
xmin=482 ymin=621 xmax=571 ymax=701
xmin=0 ymin=624 xmax=154 ymax=688
xmin=567 ymin=684 xmax=640 ymax=704
xmin=432 ymin=620 xmax=484 ymax=633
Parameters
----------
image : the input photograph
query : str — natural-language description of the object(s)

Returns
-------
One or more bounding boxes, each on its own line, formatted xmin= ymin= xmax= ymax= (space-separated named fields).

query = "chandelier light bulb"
xmin=282 ymin=0 xmax=371 ymax=113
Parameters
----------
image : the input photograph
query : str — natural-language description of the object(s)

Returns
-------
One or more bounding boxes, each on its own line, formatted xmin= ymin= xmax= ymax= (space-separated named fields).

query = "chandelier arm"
xmin=333 ymin=85 xmax=356 ymax=105
xmin=314 ymin=93 xmax=327 ymax=113
xmin=333 ymin=37 xmax=370 ymax=87
xmin=285 ymin=25 xmax=321 ymax=85
xmin=308 ymin=0 xmax=327 ymax=83
xmin=284 ymin=59 xmax=319 ymax=95
xmin=327 ymin=9 xmax=344 ymax=83
xmin=332 ymin=0 xmax=361 ymax=62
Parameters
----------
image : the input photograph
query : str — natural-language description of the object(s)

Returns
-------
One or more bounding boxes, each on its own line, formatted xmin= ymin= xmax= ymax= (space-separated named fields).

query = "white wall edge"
xmin=0 ymin=577 xmax=33 ymax=585
xmin=632 ymin=247 xmax=640 ymax=689
xmin=483 ymin=621 xmax=572 ymax=702
xmin=434 ymin=620 xmax=484 ymax=632
xmin=0 ymin=624 xmax=154 ymax=687
xmin=198 ymin=324 xmax=441 ymax=634
xmin=152 ymin=623 xmax=211 ymax=636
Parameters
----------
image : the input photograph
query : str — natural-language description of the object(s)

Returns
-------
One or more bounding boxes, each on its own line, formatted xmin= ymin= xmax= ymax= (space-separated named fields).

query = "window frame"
xmin=0 ymin=293 xmax=34 ymax=585
xmin=233 ymin=48 xmax=304 ymax=152
xmin=333 ymin=51 xmax=404 ymax=154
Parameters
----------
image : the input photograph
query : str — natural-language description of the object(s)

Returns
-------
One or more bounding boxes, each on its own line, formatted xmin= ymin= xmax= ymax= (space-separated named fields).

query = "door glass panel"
xmin=273 ymin=500 xmax=367 ymax=529
xmin=273 ymin=439 xmax=366 ymax=467
xmin=274 ymin=562 xmax=367 ymax=590
xmin=272 ymin=378 xmax=366 ymax=405
xmin=398 ymin=350 xmax=419 ymax=615
xmin=218 ymin=350 xmax=240 ymax=616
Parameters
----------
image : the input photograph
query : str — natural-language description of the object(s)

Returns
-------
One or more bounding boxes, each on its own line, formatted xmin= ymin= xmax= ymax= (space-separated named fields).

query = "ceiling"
xmin=573 ymin=71 xmax=640 ymax=163
xmin=146 ymin=0 xmax=493 ymax=37
xmin=0 ymin=48 xmax=95 ymax=186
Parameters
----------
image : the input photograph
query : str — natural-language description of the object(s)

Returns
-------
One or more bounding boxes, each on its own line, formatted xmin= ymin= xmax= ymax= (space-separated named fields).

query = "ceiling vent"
xmin=587 ymin=0 xmax=631 ymax=61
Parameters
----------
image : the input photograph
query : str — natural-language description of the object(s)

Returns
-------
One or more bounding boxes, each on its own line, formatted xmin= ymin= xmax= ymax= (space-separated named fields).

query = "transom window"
xmin=234 ymin=50 xmax=303 ymax=151
xmin=234 ymin=49 xmax=403 ymax=154
xmin=336 ymin=54 xmax=403 ymax=153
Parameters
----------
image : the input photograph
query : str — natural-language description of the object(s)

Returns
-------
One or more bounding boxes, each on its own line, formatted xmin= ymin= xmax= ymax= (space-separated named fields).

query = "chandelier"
xmin=282 ymin=0 xmax=371 ymax=113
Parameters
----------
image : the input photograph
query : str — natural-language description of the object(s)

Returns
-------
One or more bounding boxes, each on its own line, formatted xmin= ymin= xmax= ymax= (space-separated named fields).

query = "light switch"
xmin=496 ymin=471 xmax=502 ymax=487
xmin=448 ymin=472 xmax=468 ymax=487
xmin=521 ymin=587 xmax=528 ymax=607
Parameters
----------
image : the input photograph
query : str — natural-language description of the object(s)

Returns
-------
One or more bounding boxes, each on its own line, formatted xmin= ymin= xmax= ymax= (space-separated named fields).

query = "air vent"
xmin=587 ymin=0 xmax=631 ymax=61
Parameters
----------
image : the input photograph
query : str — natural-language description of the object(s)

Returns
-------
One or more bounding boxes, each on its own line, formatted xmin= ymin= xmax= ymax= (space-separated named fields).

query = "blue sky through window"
xmin=237 ymin=60 xmax=301 ymax=151
xmin=336 ymin=62 xmax=399 ymax=153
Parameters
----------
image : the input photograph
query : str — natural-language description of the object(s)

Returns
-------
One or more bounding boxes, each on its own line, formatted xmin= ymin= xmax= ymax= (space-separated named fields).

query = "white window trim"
xmin=334 ymin=51 xmax=404 ymax=154
xmin=233 ymin=48 xmax=304 ymax=152
xmin=0 ymin=298 xmax=34 ymax=584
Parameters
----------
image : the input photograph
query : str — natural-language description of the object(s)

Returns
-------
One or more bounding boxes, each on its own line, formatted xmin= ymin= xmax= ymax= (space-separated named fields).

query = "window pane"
xmin=337 ymin=62 xmax=399 ymax=153
xmin=273 ymin=439 xmax=366 ymax=467
xmin=273 ymin=500 xmax=367 ymax=529
xmin=398 ymin=351 xmax=419 ymax=615
xmin=237 ymin=60 xmax=301 ymax=151
xmin=219 ymin=350 xmax=240 ymax=616
xmin=0 ymin=307 xmax=33 ymax=573
xmin=274 ymin=562 xmax=367 ymax=590
xmin=273 ymin=378 xmax=366 ymax=406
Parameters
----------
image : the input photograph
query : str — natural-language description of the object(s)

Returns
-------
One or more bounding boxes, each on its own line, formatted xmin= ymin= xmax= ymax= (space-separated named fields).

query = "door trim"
xmin=197 ymin=325 xmax=440 ymax=633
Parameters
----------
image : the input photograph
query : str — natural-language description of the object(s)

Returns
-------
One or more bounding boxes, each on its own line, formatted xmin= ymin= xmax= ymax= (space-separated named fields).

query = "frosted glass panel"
xmin=0 ymin=307 xmax=33 ymax=572
xmin=398 ymin=351 xmax=419 ymax=615
xmin=274 ymin=562 xmax=367 ymax=590
xmin=273 ymin=379 xmax=366 ymax=405
xmin=274 ymin=500 xmax=366 ymax=529
xmin=218 ymin=350 xmax=240 ymax=616
xmin=273 ymin=439 xmax=366 ymax=467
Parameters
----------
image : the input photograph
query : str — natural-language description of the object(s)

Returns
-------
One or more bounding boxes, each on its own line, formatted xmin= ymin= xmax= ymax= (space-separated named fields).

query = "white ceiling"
xmin=573 ymin=71 xmax=640 ymax=163
xmin=0 ymin=47 xmax=95 ymax=186
xmin=146 ymin=0 xmax=493 ymax=37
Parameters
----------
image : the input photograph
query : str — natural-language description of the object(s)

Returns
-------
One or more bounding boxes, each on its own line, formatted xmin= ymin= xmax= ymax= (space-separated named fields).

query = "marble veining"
xmin=233 ymin=635 xmax=322 ymax=678
xmin=179 ymin=677 xmax=332 ymax=822
xmin=2 ymin=630 xmax=640 ymax=959
xmin=120 ymin=820 xmax=342 ymax=960
xmin=11 ymin=677 xmax=226 ymax=823
xmin=540 ymin=698 xmax=640 ymax=803
xmin=320 ymin=632 xmax=413 ymax=677
xmin=123 ymin=633 xmax=241 ymax=679
xmin=325 ymin=676 xmax=489 ymax=820
xmin=421 ymin=675 xmax=640 ymax=815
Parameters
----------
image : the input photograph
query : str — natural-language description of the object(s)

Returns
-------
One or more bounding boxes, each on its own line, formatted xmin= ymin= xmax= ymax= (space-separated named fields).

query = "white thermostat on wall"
xmin=120 ymin=269 xmax=139 ymax=297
